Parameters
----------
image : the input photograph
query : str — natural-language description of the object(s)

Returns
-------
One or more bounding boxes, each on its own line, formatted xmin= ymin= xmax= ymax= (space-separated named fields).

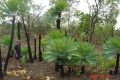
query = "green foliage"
xmin=43 ymin=0 xmax=69 ymax=23
xmin=20 ymin=56 xmax=26 ymax=63
xmin=80 ymin=32 xmax=86 ymax=39
xmin=21 ymin=46 xmax=28 ymax=56
xmin=46 ymin=29 xmax=65 ymax=39
xmin=55 ymin=0 xmax=69 ymax=14
xmin=76 ymin=69 xmax=82 ymax=76
xmin=102 ymin=36 xmax=120 ymax=59
xmin=76 ymin=42 xmax=99 ymax=66
xmin=42 ymin=37 xmax=77 ymax=65
xmin=0 ymin=0 xmax=31 ymax=17
xmin=0 ymin=35 xmax=13 ymax=46
xmin=94 ymin=56 xmax=116 ymax=74
xmin=41 ymin=38 xmax=47 ymax=48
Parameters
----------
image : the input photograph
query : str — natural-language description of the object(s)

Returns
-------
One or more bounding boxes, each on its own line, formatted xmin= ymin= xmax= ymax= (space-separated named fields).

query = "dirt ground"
xmin=1 ymin=45 xmax=120 ymax=80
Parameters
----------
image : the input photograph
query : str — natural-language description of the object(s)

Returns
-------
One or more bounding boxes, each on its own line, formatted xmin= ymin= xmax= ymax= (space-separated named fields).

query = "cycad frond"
xmin=102 ymin=36 xmax=120 ymax=59
xmin=76 ymin=42 xmax=99 ymax=65
xmin=43 ymin=37 xmax=77 ymax=65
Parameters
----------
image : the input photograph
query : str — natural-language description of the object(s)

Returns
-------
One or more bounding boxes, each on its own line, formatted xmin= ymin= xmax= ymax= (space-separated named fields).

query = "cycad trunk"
xmin=56 ymin=13 xmax=61 ymax=30
xmin=17 ymin=22 xmax=21 ymax=56
xmin=81 ymin=65 xmax=85 ymax=74
xmin=39 ymin=34 xmax=42 ymax=61
xmin=114 ymin=53 xmax=119 ymax=75
xmin=4 ymin=16 xmax=15 ymax=73
xmin=0 ymin=45 xmax=3 ymax=79
xmin=60 ymin=65 xmax=64 ymax=77
xmin=22 ymin=16 xmax=34 ymax=63
xmin=34 ymin=38 xmax=37 ymax=60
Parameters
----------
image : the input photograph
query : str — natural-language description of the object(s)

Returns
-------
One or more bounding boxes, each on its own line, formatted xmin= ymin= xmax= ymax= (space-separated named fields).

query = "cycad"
xmin=43 ymin=37 xmax=77 ymax=65
xmin=0 ymin=35 xmax=12 ymax=46
xmin=76 ymin=42 xmax=99 ymax=74
xmin=102 ymin=36 xmax=120 ymax=75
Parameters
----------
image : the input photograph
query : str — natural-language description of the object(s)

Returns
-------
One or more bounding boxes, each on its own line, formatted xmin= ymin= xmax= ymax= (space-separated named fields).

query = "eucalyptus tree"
xmin=85 ymin=0 xmax=120 ymax=43
xmin=0 ymin=0 xmax=33 ymax=73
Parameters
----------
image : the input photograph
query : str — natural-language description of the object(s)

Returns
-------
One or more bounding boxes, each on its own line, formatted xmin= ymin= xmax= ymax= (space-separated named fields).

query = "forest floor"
xmin=1 ymin=45 xmax=120 ymax=80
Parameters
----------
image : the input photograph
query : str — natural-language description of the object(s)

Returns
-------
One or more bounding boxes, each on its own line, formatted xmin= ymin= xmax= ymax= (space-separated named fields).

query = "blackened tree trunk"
xmin=56 ymin=19 xmax=60 ymax=29
xmin=55 ymin=62 xmax=59 ymax=72
xmin=17 ymin=22 xmax=21 ymax=57
xmin=22 ymin=16 xmax=34 ymax=63
xmin=4 ymin=16 xmax=15 ymax=73
xmin=0 ymin=45 xmax=3 ymax=79
xmin=10 ymin=50 xmax=14 ymax=58
xmin=56 ymin=13 xmax=61 ymax=30
xmin=60 ymin=65 xmax=64 ymax=77
xmin=39 ymin=33 xmax=42 ymax=62
xmin=81 ymin=65 xmax=85 ymax=74
xmin=114 ymin=53 xmax=119 ymax=75
xmin=34 ymin=38 xmax=37 ymax=60
xmin=68 ymin=67 xmax=71 ymax=76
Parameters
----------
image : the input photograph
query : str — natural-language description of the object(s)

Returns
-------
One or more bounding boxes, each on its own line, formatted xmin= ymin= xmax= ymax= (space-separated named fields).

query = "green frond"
xmin=76 ymin=42 xmax=99 ymax=66
xmin=102 ymin=36 xmax=120 ymax=59
xmin=21 ymin=46 xmax=28 ymax=56
xmin=0 ymin=35 xmax=11 ymax=46
xmin=42 ymin=37 xmax=77 ymax=65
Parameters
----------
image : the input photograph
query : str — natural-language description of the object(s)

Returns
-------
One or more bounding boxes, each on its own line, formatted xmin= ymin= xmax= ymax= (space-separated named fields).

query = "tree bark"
xmin=17 ymin=22 xmax=21 ymax=57
xmin=39 ymin=34 xmax=42 ymax=62
xmin=22 ymin=16 xmax=34 ymax=63
xmin=81 ymin=65 xmax=85 ymax=74
xmin=4 ymin=16 xmax=15 ymax=73
xmin=0 ymin=45 xmax=3 ymax=79
xmin=56 ymin=13 xmax=61 ymax=30
xmin=114 ymin=53 xmax=119 ymax=75
xmin=34 ymin=39 xmax=37 ymax=60
xmin=60 ymin=65 xmax=64 ymax=77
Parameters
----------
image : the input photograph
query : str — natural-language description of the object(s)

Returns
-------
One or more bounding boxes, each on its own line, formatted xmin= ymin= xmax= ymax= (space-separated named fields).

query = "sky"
xmin=33 ymin=0 xmax=120 ymax=29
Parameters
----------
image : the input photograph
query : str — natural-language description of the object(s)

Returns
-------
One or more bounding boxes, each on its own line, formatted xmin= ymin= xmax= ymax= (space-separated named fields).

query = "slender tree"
xmin=22 ymin=16 xmax=34 ymax=63
xmin=34 ymin=38 xmax=37 ymax=60
xmin=0 ymin=44 xmax=3 ymax=79
xmin=17 ymin=21 xmax=21 ymax=56
xmin=4 ymin=16 xmax=15 ymax=73
xmin=39 ymin=33 xmax=42 ymax=62
xmin=0 ymin=0 xmax=33 ymax=72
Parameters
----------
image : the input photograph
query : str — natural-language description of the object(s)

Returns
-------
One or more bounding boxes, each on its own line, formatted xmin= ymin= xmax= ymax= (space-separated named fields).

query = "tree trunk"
xmin=17 ymin=22 xmax=21 ymax=57
xmin=4 ymin=16 xmax=15 ymax=73
xmin=114 ymin=53 xmax=119 ymax=75
xmin=68 ymin=67 xmax=71 ymax=76
xmin=56 ymin=13 xmax=61 ymax=30
xmin=55 ymin=62 xmax=59 ymax=72
xmin=81 ymin=65 xmax=85 ymax=74
xmin=0 ymin=45 xmax=3 ymax=79
xmin=60 ymin=65 xmax=64 ymax=77
xmin=28 ymin=15 xmax=30 ymax=38
xmin=10 ymin=50 xmax=14 ymax=58
xmin=39 ymin=34 xmax=42 ymax=62
xmin=22 ymin=16 xmax=34 ymax=63
xmin=34 ymin=39 xmax=37 ymax=60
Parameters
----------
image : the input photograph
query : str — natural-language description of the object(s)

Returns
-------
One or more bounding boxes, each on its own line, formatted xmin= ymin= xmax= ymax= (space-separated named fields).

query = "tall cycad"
xmin=102 ymin=36 xmax=120 ymax=75
xmin=0 ymin=0 xmax=31 ymax=73
xmin=76 ymin=42 xmax=99 ymax=74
